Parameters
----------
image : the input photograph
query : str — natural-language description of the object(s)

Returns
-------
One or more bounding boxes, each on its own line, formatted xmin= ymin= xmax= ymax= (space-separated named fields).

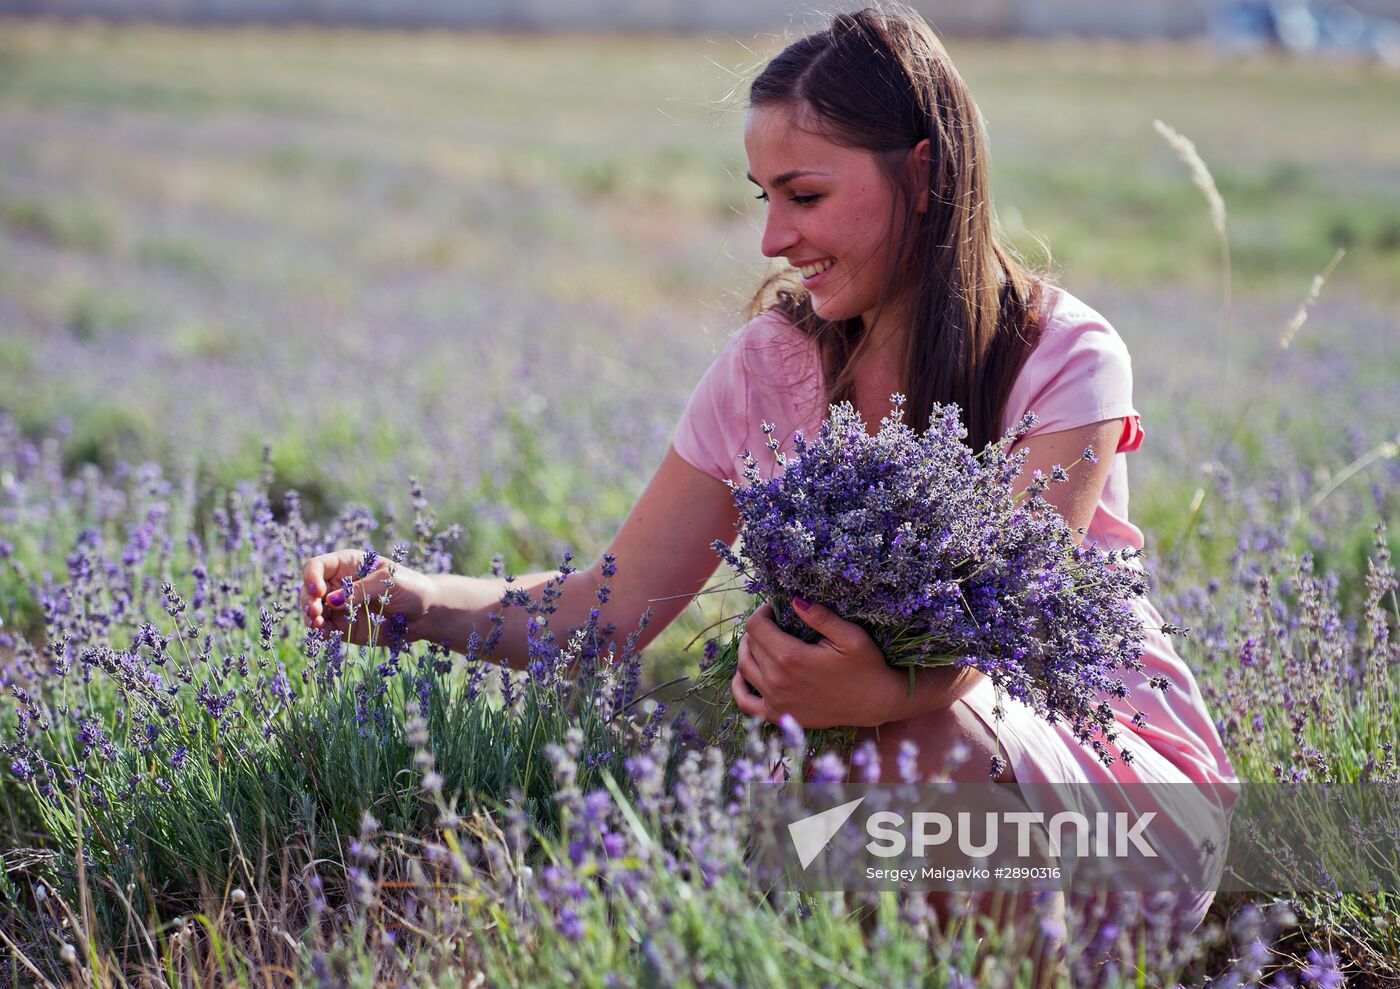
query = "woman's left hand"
xmin=731 ymin=600 xmax=901 ymax=729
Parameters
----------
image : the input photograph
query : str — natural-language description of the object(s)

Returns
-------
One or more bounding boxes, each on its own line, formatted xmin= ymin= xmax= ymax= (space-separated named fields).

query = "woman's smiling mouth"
xmin=793 ymin=258 xmax=837 ymax=291
xmin=794 ymin=257 xmax=836 ymax=278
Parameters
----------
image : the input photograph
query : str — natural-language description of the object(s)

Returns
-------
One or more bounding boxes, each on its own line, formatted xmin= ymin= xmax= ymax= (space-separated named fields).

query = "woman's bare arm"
xmin=1014 ymin=418 xmax=1123 ymax=544
xmin=416 ymin=446 xmax=740 ymax=671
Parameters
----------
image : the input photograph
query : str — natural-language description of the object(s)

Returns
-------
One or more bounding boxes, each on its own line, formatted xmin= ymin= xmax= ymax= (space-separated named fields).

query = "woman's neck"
xmin=858 ymin=290 xmax=914 ymax=369
xmin=849 ymin=338 xmax=906 ymax=432
xmin=855 ymin=310 xmax=909 ymax=383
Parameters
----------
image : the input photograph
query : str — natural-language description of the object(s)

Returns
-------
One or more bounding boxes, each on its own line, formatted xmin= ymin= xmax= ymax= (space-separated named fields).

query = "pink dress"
xmin=673 ymin=286 xmax=1239 ymax=925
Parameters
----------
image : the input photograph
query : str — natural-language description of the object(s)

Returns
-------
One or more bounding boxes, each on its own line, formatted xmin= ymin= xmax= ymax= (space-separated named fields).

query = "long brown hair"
xmin=747 ymin=4 xmax=1043 ymax=451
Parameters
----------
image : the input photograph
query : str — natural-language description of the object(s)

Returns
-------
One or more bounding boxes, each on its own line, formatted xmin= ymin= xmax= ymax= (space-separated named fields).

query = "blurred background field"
xmin=1 ymin=19 xmax=1397 ymax=669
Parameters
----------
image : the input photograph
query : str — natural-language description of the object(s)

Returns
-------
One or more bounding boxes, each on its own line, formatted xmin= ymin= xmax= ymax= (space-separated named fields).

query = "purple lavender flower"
xmin=600 ymin=831 xmax=626 ymax=860
xmin=808 ymin=752 xmax=847 ymax=784
xmin=76 ymin=716 xmax=116 ymax=762
xmin=385 ymin=611 xmax=411 ymax=662
xmin=197 ymin=683 xmax=237 ymax=723
xmin=556 ymin=907 xmax=585 ymax=942
xmin=703 ymin=396 xmax=1151 ymax=768
xmin=1301 ymin=949 xmax=1344 ymax=989
xmin=778 ymin=713 xmax=805 ymax=753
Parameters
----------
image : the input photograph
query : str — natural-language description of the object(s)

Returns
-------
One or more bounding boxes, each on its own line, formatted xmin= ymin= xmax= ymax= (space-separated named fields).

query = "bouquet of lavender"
xmin=696 ymin=394 xmax=1157 ymax=769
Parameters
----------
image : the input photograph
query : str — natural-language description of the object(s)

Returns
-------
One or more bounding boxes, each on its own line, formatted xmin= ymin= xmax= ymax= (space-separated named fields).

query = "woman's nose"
xmin=760 ymin=207 xmax=799 ymax=260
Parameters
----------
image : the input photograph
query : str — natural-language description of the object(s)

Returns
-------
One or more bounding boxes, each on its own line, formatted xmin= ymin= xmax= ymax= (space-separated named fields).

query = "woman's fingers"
xmin=320 ymin=579 xmax=378 ymax=624
xmin=732 ymin=669 xmax=766 ymax=719
xmin=303 ymin=550 xmax=352 ymax=601
xmin=301 ymin=549 xmax=376 ymax=626
xmin=743 ymin=602 xmax=784 ymax=654
xmin=317 ymin=605 xmax=369 ymax=647
xmin=736 ymin=634 xmax=770 ymax=701
xmin=315 ymin=586 xmax=394 ymax=647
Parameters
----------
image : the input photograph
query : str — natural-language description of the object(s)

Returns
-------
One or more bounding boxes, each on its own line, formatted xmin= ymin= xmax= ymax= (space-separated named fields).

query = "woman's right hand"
xmin=300 ymin=549 xmax=439 ymax=647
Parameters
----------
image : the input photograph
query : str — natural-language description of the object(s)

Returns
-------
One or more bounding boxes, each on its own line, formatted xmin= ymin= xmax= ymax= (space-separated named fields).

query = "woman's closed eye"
xmin=753 ymin=191 xmax=822 ymax=205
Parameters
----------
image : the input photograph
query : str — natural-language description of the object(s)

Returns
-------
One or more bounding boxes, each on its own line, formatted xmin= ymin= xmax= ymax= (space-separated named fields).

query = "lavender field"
xmin=1 ymin=20 xmax=1399 ymax=987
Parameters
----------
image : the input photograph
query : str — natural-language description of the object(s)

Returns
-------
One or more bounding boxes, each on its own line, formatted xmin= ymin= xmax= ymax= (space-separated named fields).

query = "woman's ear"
xmin=910 ymin=138 xmax=932 ymax=214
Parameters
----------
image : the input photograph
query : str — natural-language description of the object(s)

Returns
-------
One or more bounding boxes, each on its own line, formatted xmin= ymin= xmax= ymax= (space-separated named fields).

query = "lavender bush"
xmin=0 ymin=422 xmax=1378 ymax=986
xmin=0 ymin=429 xmax=661 ymax=926
xmin=1156 ymin=513 xmax=1400 ymax=979
xmin=699 ymin=396 xmax=1156 ymax=771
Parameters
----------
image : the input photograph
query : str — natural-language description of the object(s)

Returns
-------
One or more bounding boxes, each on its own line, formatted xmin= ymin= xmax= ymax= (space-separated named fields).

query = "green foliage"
xmin=135 ymin=236 xmax=220 ymax=283
xmin=59 ymin=399 xmax=160 ymax=473
xmin=63 ymin=285 xmax=141 ymax=343
xmin=0 ymin=189 xmax=113 ymax=253
xmin=0 ymin=334 xmax=32 ymax=375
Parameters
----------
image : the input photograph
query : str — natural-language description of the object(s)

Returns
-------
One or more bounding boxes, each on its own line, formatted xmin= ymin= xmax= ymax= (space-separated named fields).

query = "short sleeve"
xmin=1007 ymin=289 xmax=1144 ymax=455
xmin=672 ymin=328 xmax=751 ymax=482
xmin=672 ymin=311 xmax=824 ymax=483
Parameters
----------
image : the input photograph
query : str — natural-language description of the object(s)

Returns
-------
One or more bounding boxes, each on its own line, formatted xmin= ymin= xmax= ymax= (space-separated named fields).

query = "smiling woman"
xmin=300 ymin=4 xmax=1237 ymax=975
xmin=740 ymin=10 xmax=1049 ymax=455
xmin=745 ymin=106 xmax=911 ymax=340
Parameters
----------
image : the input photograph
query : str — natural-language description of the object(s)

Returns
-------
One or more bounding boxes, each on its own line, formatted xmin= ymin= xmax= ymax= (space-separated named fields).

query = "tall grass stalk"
xmin=1288 ymin=434 xmax=1400 ymax=535
xmin=1153 ymin=118 xmax=1232 ymax=435
xmin=1152 ymin=120 xmax=1364 ymax=557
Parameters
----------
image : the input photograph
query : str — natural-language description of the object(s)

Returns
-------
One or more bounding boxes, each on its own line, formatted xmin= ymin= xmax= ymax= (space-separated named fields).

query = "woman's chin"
xmin=810 ymin=294 xmax=854 ymax=321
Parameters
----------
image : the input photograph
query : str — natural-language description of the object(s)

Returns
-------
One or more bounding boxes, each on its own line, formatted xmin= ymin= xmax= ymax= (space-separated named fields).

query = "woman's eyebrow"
xmin=745 ymin=169 xmax=831 ymax=187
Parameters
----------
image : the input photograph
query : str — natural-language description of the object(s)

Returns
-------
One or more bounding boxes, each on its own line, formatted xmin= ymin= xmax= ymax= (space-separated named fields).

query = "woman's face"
xmin=744 ymin=103 xmax=908 ymax=331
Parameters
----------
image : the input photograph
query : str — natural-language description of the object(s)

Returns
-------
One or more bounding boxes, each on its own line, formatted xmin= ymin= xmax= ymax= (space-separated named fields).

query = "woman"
xmin=300 ymin=4 xmax=1236 ymax=951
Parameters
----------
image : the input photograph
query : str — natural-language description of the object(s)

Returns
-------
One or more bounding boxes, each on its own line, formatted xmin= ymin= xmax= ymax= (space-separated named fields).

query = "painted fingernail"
xmin=327 ymin=590 xmax=346 ymax=607
xmin=793 ymin=596 xmax=811 ymax=611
